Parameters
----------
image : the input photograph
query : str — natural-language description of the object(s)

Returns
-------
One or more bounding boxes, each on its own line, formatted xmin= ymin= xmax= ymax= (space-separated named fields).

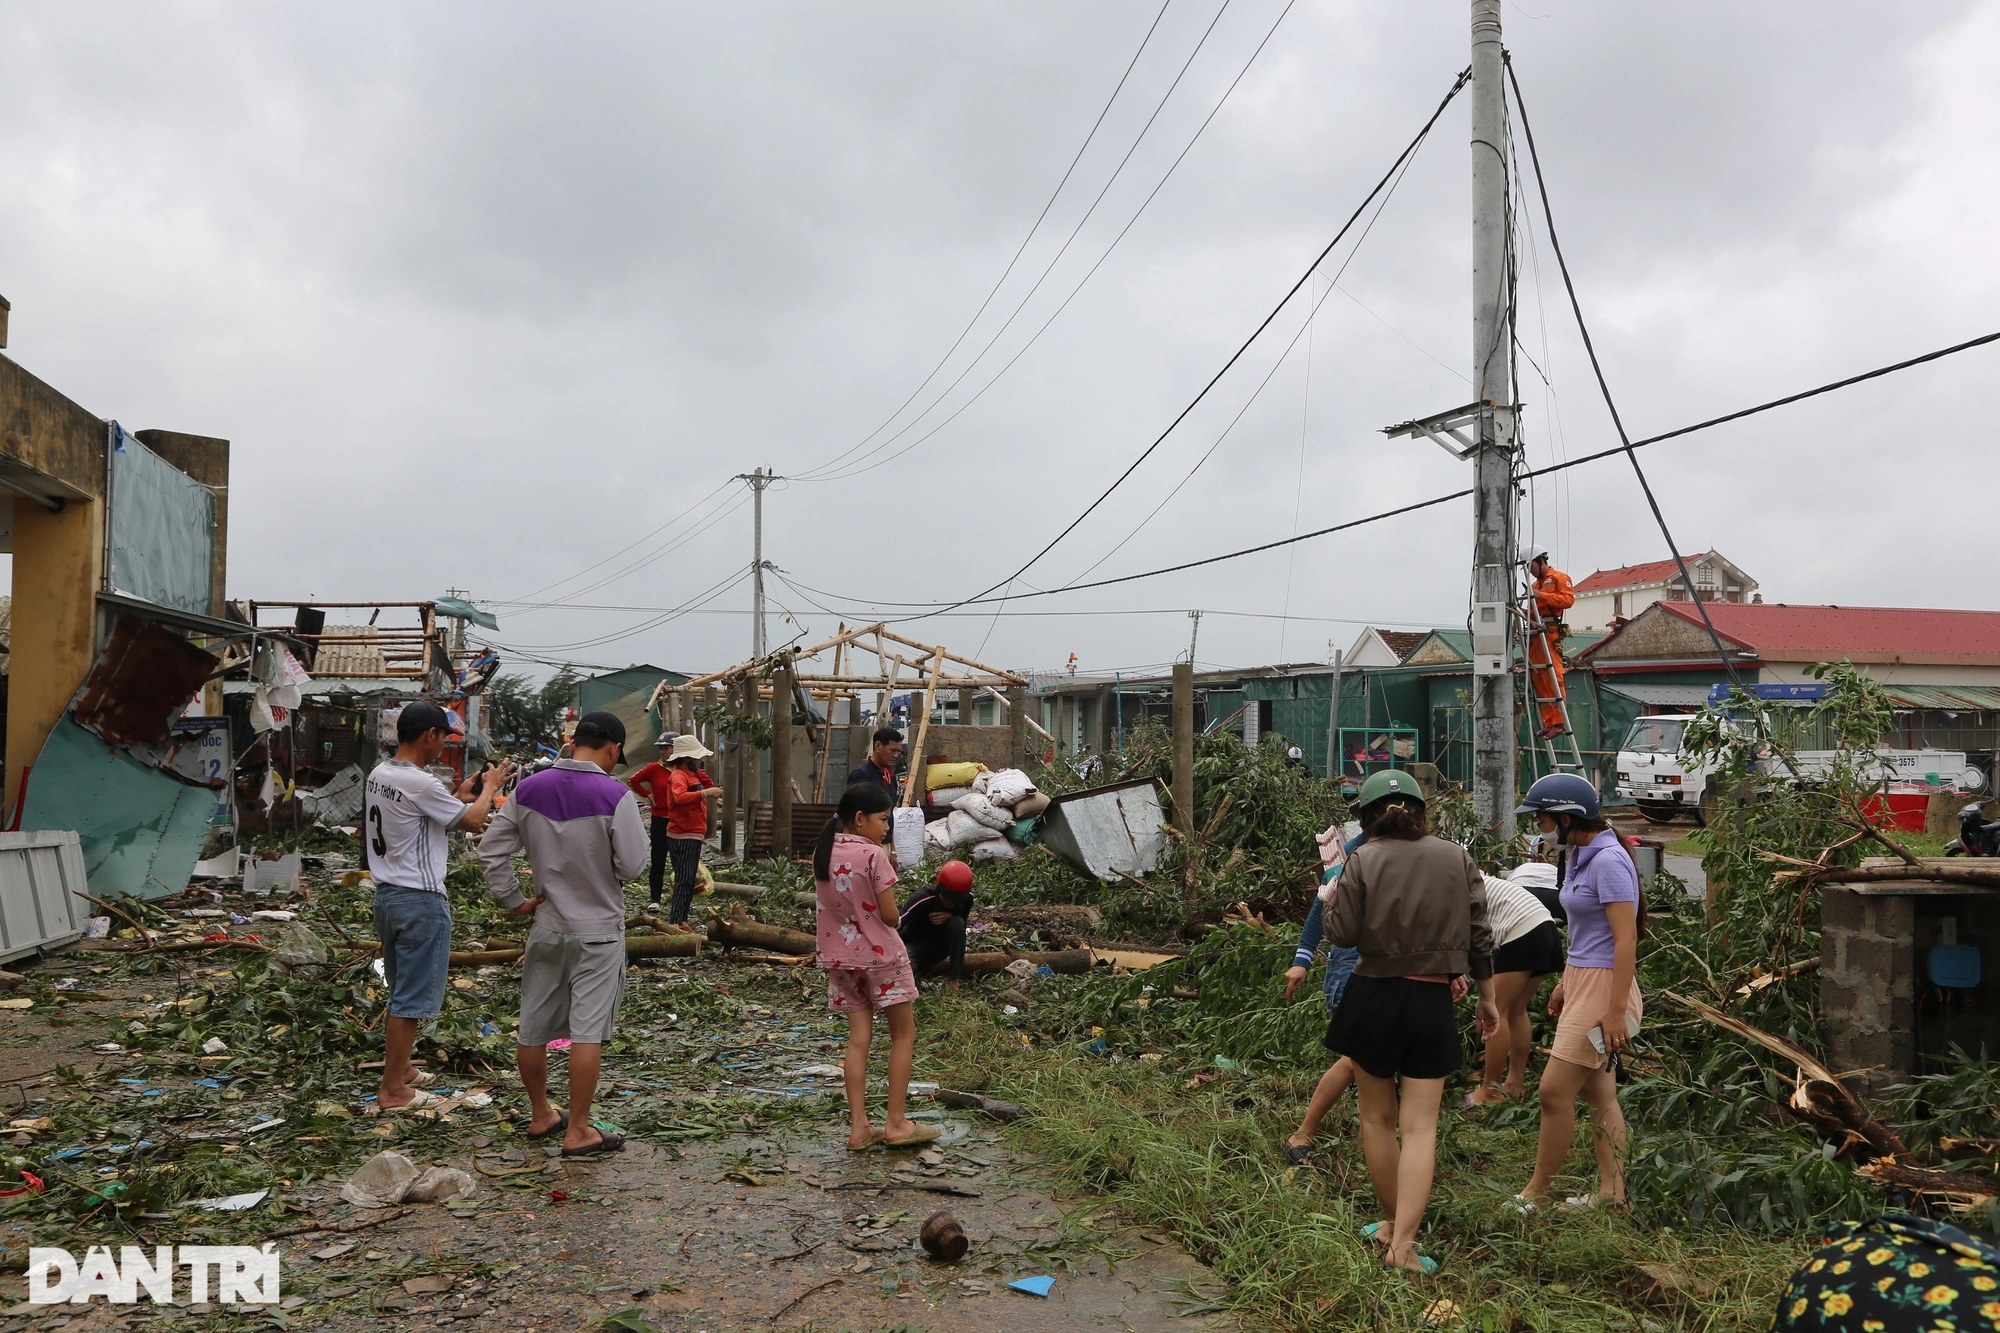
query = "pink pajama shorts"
xmin=826 ymin=960 xmax=918 ymax=1014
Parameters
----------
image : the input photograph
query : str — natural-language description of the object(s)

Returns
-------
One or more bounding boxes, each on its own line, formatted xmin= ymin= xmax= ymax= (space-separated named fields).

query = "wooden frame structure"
xmin=648 ymin=623 xmax=1040 ymax=851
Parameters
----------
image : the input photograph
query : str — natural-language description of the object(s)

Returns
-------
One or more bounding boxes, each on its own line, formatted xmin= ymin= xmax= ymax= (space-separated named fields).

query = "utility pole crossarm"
xmin=1382 ymin=402 xmax=1490 ymax=460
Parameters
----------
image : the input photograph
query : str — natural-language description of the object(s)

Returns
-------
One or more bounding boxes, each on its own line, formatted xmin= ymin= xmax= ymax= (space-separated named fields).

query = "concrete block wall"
xmin=1820 ymin=887 xmax=1915 ymax=1095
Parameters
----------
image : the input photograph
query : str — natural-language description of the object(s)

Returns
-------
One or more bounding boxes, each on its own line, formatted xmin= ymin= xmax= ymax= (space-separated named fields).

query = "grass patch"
xmin=921 ymin=987 xmax=1802 ymax=1331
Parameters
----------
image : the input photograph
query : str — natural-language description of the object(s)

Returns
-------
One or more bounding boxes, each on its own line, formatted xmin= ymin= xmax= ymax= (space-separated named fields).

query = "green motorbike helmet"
xmin=1355 ymin=769 xmax=1424 ymax=808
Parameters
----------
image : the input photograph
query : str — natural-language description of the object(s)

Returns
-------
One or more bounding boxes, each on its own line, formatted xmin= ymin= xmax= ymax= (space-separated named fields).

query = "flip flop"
xmin=1462 ymin=1083 xmax=1509 ymax=1108
xmin=525 ymin=1110 xmax=570 ymax=1141
xmin=1358 ymin=1221 xmax=1395 ymax=1245
xmin=408 ymin=1070 xmax=438 ymax=1088
xmin=846 ymin=1129 xmax=884 ymax=1152
xmin=377 ymin=1088 xmax=442 ymax=1115
xmin=883 ymin=1123 xmax=942 ymax=1148
xmin=560 ymin=1130 xmax=626 ymax=1158
xmin=1506 ymin=1194 xmax=1542 ymax=1215
xmin=1284 ymin=1141 xmax=1317 ymax=1165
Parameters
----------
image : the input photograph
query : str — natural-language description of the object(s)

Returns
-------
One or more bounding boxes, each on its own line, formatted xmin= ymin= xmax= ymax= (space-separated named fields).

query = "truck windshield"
xmin=1624 ymin=718 xmax=1686 ymax=755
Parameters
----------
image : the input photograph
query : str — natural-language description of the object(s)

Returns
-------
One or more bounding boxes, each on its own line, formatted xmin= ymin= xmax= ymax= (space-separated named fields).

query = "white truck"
xmin=1614 ymin=687 xmax=1983 ymax=825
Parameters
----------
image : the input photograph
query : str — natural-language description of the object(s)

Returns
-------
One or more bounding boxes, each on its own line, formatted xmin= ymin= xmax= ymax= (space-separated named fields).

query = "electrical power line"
xmin=802 ymin=0 xmax=1299 ymax=486
xmin=903 ymin=67 xmax=1474 ymax=625
xmin=791 ymin=0 xmax=1175 ymax=483
xmin=883 ymin=324 xmax=1998 ymax=608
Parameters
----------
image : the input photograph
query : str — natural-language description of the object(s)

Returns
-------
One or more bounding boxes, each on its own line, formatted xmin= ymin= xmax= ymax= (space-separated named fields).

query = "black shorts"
xmin=1492 ymin=920 xmax=1564 ymax=978
xmin=1323 ymin=973 xmax=1462 ymax=1080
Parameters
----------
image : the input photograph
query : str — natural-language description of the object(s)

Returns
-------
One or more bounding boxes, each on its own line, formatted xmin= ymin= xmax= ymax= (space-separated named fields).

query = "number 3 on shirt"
xmin=370 ymin=805 xmax=387 ymax=858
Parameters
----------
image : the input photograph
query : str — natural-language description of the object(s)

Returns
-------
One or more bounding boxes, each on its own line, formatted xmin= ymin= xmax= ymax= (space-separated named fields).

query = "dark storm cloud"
xmin=0 ymin=1 xmax=1991 ymax=675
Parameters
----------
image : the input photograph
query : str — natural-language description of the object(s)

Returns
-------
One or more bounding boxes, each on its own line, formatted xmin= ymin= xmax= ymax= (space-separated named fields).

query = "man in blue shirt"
xmin=845 ymin=728 xmax=906 ymax=802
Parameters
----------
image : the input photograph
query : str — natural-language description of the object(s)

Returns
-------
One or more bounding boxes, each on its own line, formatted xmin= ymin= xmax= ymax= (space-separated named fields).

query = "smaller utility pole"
xmin=1186 ymin=609 xmax=1203 ymax=664
xmin=1171 ymin=662 xmax=1194 ymax=834
xmin=735 ymin=467 xmax=783 ymax=660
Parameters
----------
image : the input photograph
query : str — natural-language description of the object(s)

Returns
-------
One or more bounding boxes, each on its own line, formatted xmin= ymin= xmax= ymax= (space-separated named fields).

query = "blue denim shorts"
xmin=1323 ymin=945 xmax=1361 ymax=1016
xmin=373 ymin=885 xmax=452 ymax=1020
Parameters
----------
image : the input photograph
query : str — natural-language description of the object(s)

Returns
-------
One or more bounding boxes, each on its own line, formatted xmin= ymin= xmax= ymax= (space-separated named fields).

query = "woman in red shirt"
xmin=627 ymin=735 xmax=720 ymax=921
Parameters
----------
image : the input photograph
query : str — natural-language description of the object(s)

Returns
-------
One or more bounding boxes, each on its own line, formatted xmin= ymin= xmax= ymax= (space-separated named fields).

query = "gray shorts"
xmin=517 ymin=928 xmax=626 ymax=1047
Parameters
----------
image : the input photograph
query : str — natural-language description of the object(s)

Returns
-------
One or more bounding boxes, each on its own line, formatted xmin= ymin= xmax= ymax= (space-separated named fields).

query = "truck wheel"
xmin=1694 ymin=787 xmax=1717 ymax=828
xmin=1636 ymin=802 xmax=1681 ymax=825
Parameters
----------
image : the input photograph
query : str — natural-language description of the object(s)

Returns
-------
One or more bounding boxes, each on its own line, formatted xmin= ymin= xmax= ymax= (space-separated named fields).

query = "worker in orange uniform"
xmin=1523 ymin=546 xmax=1574 ymax=738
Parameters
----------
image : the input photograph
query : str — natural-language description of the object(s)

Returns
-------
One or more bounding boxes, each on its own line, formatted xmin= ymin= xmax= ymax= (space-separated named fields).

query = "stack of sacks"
xmin=922 ymin=767 xmax=1048 ymax=860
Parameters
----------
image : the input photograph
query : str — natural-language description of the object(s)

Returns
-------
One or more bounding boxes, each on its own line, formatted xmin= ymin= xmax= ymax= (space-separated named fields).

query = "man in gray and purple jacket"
xmin=479 ymin=710 xmax=649 ymax=1156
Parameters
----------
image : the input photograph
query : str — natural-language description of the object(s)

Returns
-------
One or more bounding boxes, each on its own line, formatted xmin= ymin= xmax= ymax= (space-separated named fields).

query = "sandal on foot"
xmin=525 ymin=1110 xmax=570 ymax=1140
xmin=378 ymin=1088 xmax=442 ymax=1115
xmin=560 ymin=1130 xmax=626 ymax=1158
xmin=884 ymin=1123 xmax=942 ymax=1148
xmin=1506 ymin=1194 xmax=1542 ymax=1215
xmin=1462 ymin=1082 xmax=1509 ymax=1108
xmin=1358 ymin=1221 xmax=1395 ymax=1245
xmin=846 ymin=1129 xmax=884 ymax=1152
xmin=1284 ymin=1141 xmax=1317 ymax=1165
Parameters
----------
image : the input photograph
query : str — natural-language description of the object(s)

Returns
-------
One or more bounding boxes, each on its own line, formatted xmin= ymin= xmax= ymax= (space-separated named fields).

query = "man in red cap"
xmin=897 ymin=860 xmax=974 ymax=991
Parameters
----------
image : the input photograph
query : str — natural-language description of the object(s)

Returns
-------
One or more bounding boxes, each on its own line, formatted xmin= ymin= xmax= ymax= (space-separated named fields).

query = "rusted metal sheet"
xmin=72 ymin=614 xmax=219 ymax=745
xmin=1040 ymin=778 xmax=1168 ymax=880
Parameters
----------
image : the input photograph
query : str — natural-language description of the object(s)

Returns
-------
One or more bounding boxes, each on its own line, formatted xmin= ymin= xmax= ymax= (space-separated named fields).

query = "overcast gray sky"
xmin=4 ymin=1 xmax=1994 ymax=681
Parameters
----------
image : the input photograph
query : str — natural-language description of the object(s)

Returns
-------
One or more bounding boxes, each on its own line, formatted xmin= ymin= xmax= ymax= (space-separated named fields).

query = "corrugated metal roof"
xmin=1882 ymin=685 xmax=2000 ymax=711
xmin=1656 ymin=601 xmax=2000 ymax=663
xmin=1601 ymin=683 xmax=1715 ymax=707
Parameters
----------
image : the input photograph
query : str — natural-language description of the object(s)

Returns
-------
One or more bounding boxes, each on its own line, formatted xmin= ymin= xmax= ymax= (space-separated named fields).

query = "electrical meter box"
xmin=1472 ymin=602 xmax=1509 ymax=677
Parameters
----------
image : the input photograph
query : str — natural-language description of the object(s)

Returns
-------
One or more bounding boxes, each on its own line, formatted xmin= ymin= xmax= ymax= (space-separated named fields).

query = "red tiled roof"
xmin=1654 ymin=601 xmax=2000 ymax=665
xmin=1573 ymin=558 xmax=1685 ymax=594
xmin=1377 ymin=630 xmax=1428 ymax=659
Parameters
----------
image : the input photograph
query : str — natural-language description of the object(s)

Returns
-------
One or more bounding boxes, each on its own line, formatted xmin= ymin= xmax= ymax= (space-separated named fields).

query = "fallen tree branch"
xmin=706 ymin=914 xmax=815 ymax=956
xmin=269 ymin=1206 xmax=412 ymax=1238
xmin=769 ymin=1276 xmax=843 ymax=1325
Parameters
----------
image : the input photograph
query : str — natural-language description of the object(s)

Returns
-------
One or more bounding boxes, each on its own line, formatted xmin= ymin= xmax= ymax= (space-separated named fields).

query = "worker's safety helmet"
xmin=656 ymin=731 xmax=677 ymax=749
xmin=938 ymin=861 xmax=974 ymax=893
xmin=1521 ymin=544 xmax=1550 ymax=566
xmin=1355 ymin=769 xmax=1424 ymax=809
xmin=1514 ymin=773 xmax=1600 ymax=819
xmin=1287 ymin=746 xmax=1303 ymax=760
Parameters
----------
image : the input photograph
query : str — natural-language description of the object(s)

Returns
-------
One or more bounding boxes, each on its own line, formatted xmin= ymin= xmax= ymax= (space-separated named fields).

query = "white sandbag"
xmin=892 ymin=807 xmax=927 ymax=867
xmin=924 ymin=818 xmax=953 ymax=853
xmin=1010 ymin=791 xmax=1051 ymax=819
xmin=952 ymin=791 xmax=1015 ymax=833
xmin=971 ymin=771 xmax=992 ymax=793
xmin=927 ymin=786 xmax=972 ymax=808
xmin=944 ymin=810 xmax=995 ymax=847
xmin=972 ymin=838 xmax=1018 ymax=861
xmin=983 ymin=768 xmax=1037 ymax=807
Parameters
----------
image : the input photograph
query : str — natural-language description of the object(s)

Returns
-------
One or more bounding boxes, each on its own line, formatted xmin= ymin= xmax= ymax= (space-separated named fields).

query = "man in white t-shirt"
xmin=364 ymin=700 xmax=515 ymax=1112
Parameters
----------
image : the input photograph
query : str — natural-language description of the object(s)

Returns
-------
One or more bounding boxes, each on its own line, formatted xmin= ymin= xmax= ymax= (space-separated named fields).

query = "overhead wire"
xmin=802 ymin=0 xmax=1301 ymax=486
xmin=868 ymin=325 xmax=2000 ymax=609
xmin=1058 ymin=107 xmax=1441 ymax=587
xmin=898 ymin=66 xmax=1475 ymax=625
xmin=798 ymin=0 xmax=1244 ymax=484
xmin=490 ymin=478 xmax=737 ymax=609
xmin=790 ymin=0 xmax=1175 ymax=483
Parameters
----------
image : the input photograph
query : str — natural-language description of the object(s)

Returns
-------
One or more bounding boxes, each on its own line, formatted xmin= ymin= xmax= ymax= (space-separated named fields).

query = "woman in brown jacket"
xmin=1324 ymin=770 xmax=1499 ymax=1276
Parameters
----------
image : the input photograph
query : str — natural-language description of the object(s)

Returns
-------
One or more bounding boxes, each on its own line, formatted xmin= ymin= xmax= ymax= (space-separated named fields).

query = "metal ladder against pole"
xmin=1518 ymin=583 xmax=1585 ymax=779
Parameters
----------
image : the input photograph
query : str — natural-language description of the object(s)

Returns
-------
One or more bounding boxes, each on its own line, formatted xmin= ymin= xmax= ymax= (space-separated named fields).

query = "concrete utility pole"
xmin=1468 ymin=0 xmax=1517 ymax=829
xmin=1386 ymin=2 xmax=1519 ymax=830
xmin=736 ymin=467 xmax=782 ymax=659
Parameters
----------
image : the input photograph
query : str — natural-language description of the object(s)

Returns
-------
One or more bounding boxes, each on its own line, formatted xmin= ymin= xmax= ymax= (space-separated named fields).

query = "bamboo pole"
xmin=902 ymin=648 xmax=947 ymax=806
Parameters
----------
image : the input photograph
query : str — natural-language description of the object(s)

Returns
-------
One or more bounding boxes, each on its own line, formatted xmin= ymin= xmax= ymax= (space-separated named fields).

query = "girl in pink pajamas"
xmin=814 ymin=782 xmax=937 ymax=1150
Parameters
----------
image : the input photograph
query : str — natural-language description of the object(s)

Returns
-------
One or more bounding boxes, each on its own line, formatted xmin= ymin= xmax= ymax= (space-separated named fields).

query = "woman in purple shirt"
xmin=1511 ymin=774 xmax=1644 ymax=1212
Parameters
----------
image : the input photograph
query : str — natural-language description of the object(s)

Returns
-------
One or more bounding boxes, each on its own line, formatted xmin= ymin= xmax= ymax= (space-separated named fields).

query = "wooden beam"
xmin=902 ymin=647 xmax=946 ymax=807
